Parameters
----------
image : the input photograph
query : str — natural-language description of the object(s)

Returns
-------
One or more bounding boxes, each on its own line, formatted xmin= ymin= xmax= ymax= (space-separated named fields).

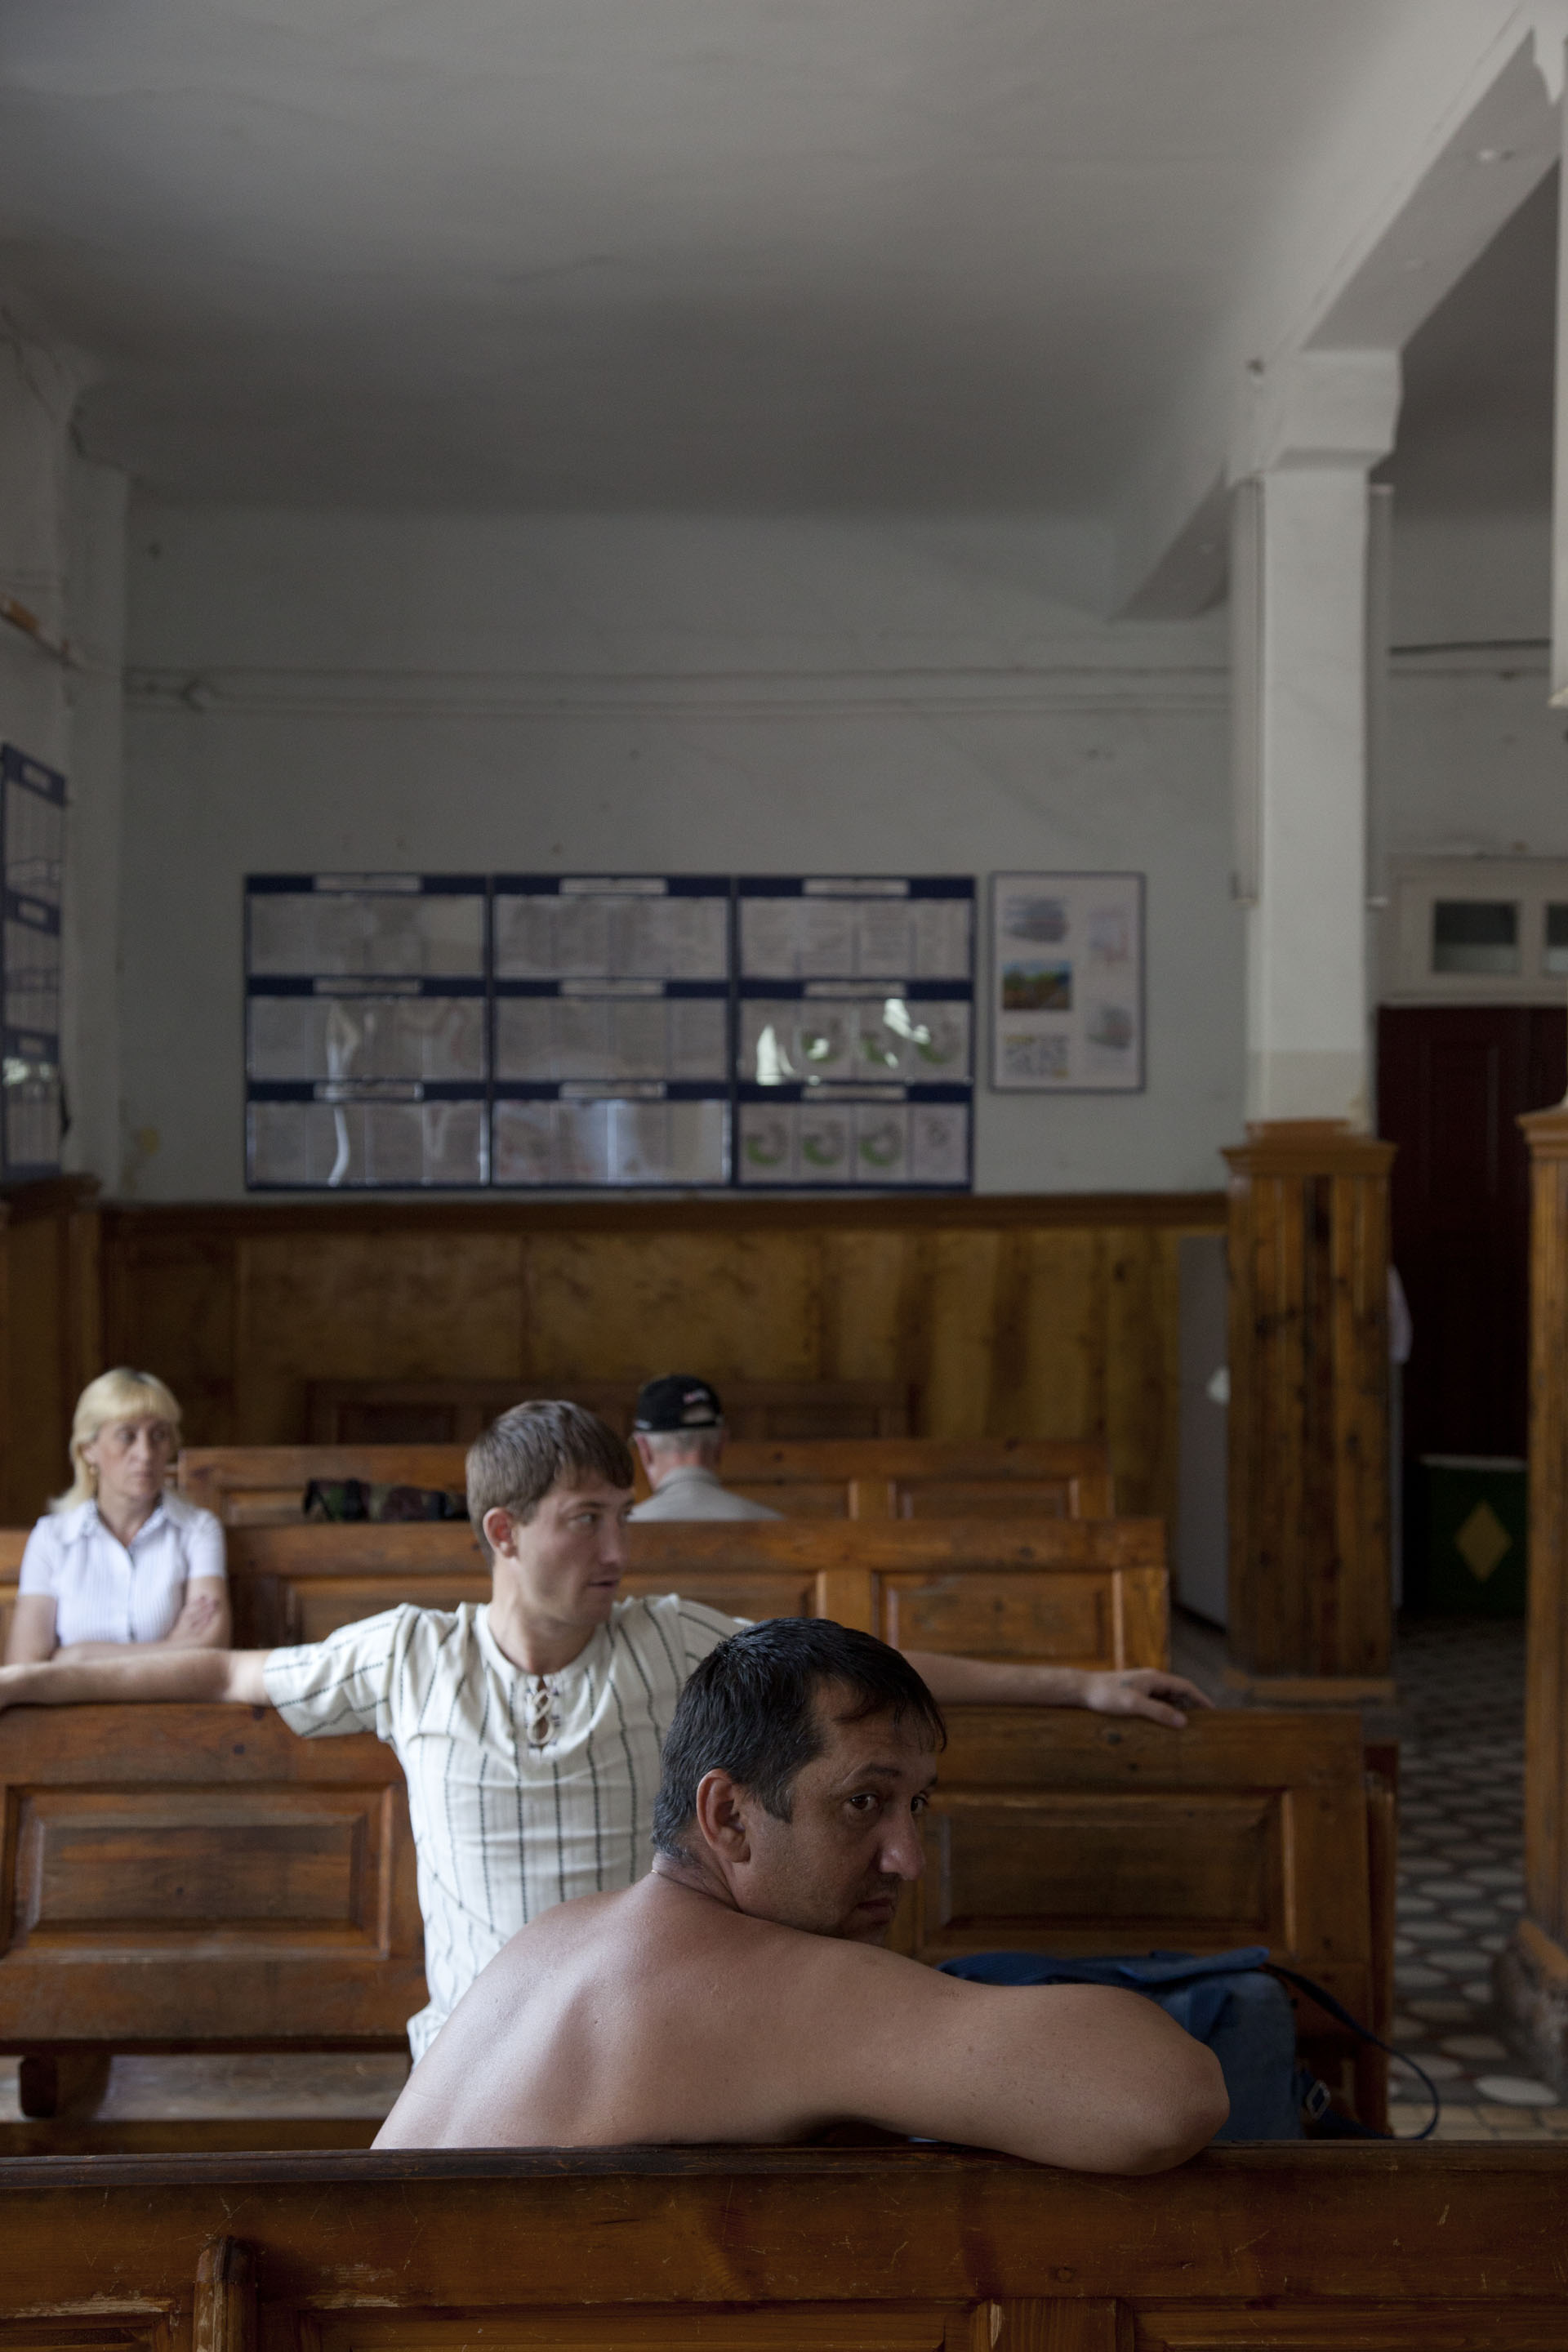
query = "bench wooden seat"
xmin=217 ymin=1517 xmax=1169 ymax=1669
xmin=1 ymin=2143 xmax=1561 ymax=2345
xmin=307 ymin=1375 xmax=916 ymax=1442
xmin=0 ymin=1704 xmax=1389 ymax=2130
xmin=177 ymin=1438 xmax=1116 ymax=1525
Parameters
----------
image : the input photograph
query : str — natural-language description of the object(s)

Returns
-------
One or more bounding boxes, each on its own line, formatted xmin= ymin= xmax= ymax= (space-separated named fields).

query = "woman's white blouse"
xmin=18 ymin=1493 xmax=226 ymax=1646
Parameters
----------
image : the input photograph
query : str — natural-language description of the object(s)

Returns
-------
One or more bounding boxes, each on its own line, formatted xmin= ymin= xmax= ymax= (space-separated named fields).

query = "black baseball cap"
xmin=634 ymin=1375 xmax=724 ymax=1432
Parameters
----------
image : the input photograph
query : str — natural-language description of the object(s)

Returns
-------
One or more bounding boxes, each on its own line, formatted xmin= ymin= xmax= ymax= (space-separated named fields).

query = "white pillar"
xmin=1229 ymin=350 xmax=1401 ymax=1129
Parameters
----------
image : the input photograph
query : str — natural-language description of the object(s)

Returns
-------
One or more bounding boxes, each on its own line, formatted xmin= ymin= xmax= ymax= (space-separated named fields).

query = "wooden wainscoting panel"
xmin=816 ymin=1226 xmax=911 ymax=1389
xmin=920 ymin=1231 xmax=1005 ymax=1438
xmin=1013 ymin=1229 xmax=1106 ymax=1454
xmin=97 ymin=1198 xmax=1226 ymax=1530
xmin=520 ymin=1229 xmax=824 ymax=1384
xmin=102 ymin=1219 xmax=239 ymax=1446
xmin=236 ymin=1233 xmax=527 ymax=1444
xmin=1105 ymin=1227 xmax=1181 ymax=1530
xmin=3 ymin=1178 xmax=103 ymax=1521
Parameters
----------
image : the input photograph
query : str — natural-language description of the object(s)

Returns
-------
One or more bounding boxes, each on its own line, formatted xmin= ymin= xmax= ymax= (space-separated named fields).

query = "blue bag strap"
xmin=1265 ymin=1962 xmax=1439 ymax=2140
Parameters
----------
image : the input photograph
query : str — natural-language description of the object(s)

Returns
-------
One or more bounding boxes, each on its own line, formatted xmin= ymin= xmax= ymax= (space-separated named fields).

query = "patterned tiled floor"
xmin=1174 ymin=1606 xmax=1566 ymax=2140
xmin=1381 ymin=1616 xmax=1568 ymax=2140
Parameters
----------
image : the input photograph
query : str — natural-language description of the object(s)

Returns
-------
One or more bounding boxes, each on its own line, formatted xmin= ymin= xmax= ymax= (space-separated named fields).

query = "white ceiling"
xmin=1383 ymin=166 xmax=1556 ymax=515
xmin=0 ymin=0 xmax=1427 ymax=511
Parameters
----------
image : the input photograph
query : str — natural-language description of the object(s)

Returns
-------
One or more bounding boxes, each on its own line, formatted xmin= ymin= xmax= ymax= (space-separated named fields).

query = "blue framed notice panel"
xmin=736 ymin=876 xmax=973 ymax=1189
xmin=2 ymin=744 xmax=66 ymax=1180
xmin=244 ymin=872 xmax=974 ymax=1192
xmin=246 ymin=875 xmax=489 ymax=1188
xmin=491 ymin=875 xmax=732 ymax=1187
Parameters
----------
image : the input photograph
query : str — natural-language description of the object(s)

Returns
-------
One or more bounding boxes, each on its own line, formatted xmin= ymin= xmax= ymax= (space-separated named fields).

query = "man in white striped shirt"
xmin=0 ymin=1401 xmax=1209 ymax=2059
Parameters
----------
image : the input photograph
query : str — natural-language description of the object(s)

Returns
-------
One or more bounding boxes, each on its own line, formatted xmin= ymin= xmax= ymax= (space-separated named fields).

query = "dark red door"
xmin=1378 ymin=1006 xmax=1566 ymax=1463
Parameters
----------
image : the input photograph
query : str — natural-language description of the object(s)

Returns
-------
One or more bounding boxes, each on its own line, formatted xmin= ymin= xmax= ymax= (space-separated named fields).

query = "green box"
xmin=1416 ymin=1454 xmax=1528 ymax=1616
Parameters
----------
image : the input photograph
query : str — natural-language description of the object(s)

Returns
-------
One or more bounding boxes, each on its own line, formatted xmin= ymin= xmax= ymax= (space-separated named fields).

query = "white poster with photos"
xmin=991 ymin=872 xmax=1144 ymax=1092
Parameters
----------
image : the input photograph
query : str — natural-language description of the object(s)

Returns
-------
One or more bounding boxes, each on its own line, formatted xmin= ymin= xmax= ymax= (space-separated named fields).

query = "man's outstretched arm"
xmin=819 ymin=1949 xmax=1227 ymax=2173
xmin=0 ymin=1646 xmax=273 ymax=1713
xmin=900 ymin=1649 xmax=1212 ymax=1727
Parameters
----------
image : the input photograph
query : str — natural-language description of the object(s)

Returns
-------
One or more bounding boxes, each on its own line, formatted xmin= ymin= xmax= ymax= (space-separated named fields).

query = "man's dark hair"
xmin=466 ymin=1400 xmax=634 ymax=1552
xmin=652 ymin=1618 xmax=946 ymax=1861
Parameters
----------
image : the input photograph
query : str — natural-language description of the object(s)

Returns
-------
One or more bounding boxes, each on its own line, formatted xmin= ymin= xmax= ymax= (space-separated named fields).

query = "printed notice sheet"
xmin=991 ymin=872 xmax=1144 ymax=1092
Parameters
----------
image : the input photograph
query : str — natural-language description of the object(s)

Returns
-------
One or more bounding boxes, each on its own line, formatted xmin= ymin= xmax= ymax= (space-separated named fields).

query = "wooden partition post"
xmin=1499 ymin=1105 xmax=1568 ymax=2092
xmin=1223 ymin=1120 xmax=1395 ymax=1699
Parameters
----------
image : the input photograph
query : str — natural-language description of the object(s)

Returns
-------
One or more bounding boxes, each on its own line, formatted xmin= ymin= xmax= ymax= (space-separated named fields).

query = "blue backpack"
xmin=938 ymin=1948 xmax=1438 ymax=2140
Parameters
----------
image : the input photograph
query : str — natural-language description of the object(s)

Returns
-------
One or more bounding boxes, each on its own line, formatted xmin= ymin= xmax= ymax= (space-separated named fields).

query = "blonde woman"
xmin=4 ymin=1369 xmax=229 ymax=1664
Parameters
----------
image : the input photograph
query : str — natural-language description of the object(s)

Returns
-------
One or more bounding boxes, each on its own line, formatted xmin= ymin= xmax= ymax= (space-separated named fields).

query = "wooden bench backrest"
xmin=223 ymin=1517 xmax=1169 ymax=1669
xmin=179 ymin=1439 xmax=1116 ymax=1524
xmin=0 ymin=2144 xmax=1562 ymax=2347
xmin=0 ymin=1702 xmax=422 ymax=2051
xmin=307 ymin=1375 xmax=915 ymax=1442
xmin=0 ymin=1704 xmax=1359 ymax=2076
xmin=898 ymin=1702 xmax=1383 ymax=2120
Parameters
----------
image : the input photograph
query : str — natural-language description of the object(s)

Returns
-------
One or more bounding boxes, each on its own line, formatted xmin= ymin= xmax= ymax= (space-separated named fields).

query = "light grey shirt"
xmin=628 ymin=1464 xmax=784 ymax=1522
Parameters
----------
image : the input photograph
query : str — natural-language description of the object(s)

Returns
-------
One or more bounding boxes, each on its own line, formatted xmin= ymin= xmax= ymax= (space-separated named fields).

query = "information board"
xmin=245 ymin=873 xmax=975 ymax=1192
xmin=2 ymin=744 xmax=66 ymax=1179
xmin=989 ymin=871 xmax=1145 ymax=1092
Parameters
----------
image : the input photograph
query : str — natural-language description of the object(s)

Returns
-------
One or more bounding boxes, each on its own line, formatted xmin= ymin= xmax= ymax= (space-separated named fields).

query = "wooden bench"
xmin=219 ymin=1517 xmax=1169 ymax=1669
xmin=307 ymin=1375 xmax=916 ymax=1442
xmin=3 ymin=2143 xmax=1561 ymax=2345
xmin=0 ymin=1704 xmax=1389 ymax=2130
xmin=178 ymin=1438 xmax=1116 ymax=1524
xmin=902 ymin=1704 xmax=1393 ymax=2129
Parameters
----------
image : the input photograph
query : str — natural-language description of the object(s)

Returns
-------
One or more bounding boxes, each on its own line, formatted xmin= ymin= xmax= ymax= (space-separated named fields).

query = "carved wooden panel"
xmin=10 ymin=1786 xmax=379 ymax=1940
xmin=915 ymin=1791 xmax=1276 ymax=1949
xmin=892 ymin=1708 xmax=1373 ymax=2024
xmin=0 ymin=1706 xmax=424 ymax=2048
xmin=893 ymin=1481 xmax=1065 ymax=1519
xmin=877 ymin=1572 xmax=1127 ymax=1664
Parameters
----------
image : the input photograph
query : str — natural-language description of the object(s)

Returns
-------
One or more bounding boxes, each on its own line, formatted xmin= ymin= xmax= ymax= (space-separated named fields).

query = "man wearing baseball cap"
xmin=628 ymin=1375 xmax=783 ymax=1521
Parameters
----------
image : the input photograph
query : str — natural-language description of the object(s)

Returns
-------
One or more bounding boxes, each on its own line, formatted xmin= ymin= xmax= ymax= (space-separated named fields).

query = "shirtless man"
xmin=376 ymin=1617 xmax=1227 ymax=2171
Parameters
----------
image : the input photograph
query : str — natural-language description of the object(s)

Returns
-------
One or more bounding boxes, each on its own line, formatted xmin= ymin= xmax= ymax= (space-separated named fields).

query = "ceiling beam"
xmin=1115 ymin=4 xmax=1565 ymax=617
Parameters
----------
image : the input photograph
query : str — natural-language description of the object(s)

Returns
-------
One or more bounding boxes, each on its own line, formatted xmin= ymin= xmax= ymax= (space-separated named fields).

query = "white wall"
xmin=0 ymin=336 xmax=128 ymax=1191
xmin=120 ymin=504 xmax=1241 ymax=1201
xmin=1382 ymin=506 xmax=1564 ymax=862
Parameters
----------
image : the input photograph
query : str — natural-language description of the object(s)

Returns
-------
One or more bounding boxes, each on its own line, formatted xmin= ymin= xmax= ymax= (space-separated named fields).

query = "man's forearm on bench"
xmin=0 ymin=1646 xmax=274 ymax=1711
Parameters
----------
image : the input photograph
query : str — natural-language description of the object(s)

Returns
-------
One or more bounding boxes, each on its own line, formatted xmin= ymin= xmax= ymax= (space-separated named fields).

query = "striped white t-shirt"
xmin=263 ymin=1592 xmax=742 ymax=2060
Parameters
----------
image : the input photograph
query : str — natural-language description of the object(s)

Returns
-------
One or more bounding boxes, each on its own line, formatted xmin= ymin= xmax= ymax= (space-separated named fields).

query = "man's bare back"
xmin=378 ymin=1623 xmax=1227 ymax=2172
